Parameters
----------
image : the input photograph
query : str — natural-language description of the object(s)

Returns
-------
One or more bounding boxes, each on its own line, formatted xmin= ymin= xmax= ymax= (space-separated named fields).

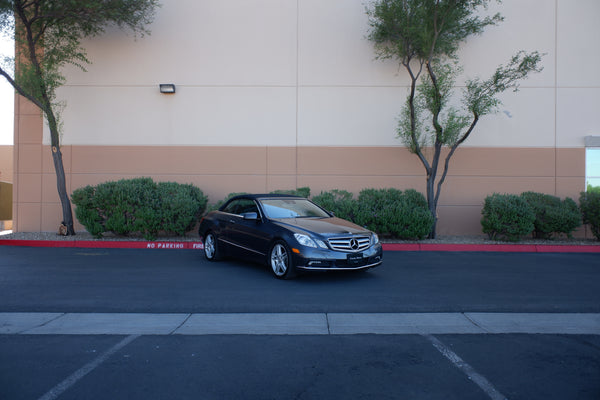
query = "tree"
xmin=0 ymin=0 xmax=159 ymax=235
xmin=366 ymin=0 xmax=543 ymax=238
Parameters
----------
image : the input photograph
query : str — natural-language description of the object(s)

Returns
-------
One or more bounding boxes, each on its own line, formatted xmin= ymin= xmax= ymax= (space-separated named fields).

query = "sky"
xmin=0 ymin=35 xmax=14 ymax=145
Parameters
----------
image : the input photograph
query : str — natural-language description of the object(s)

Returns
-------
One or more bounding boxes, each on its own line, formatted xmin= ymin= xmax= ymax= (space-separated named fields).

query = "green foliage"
xmin=464 ymin=51 xmax=544 ymax=116
xmin=206 ymin=192 xmax=249 ymax=213
xmin=366 ymin=0 xmax=502 ymax=63
xmin=313 ymin=188 xmax=434 ymax=239
xmin=71 ymin=178 xmax=207 ymax=240
xmin=520 ymin=192 xmax=581 ymax=239
xmin=366 ymin=0 xmax=544 ymax=238
xmin=156 ymin=182 xmax=208 ymax=236
xmin=587 ymin=184 xmax=600 ymax=194
xmin=579 ymin=188 xmax=600 ymax=241
xmin=354 ymin=188 xmax=433 ymax=240
xmin=481 ymin=193 xmax=535 ymax=242
xmin=312 ymin=189 xmax=358 ymax=221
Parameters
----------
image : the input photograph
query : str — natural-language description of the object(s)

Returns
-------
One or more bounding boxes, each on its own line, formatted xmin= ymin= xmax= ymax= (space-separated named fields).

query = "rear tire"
xmin=203 ymin=232 xmax=221 ymax=261
xmin=269 ymin=241 xmax=295 ymax=279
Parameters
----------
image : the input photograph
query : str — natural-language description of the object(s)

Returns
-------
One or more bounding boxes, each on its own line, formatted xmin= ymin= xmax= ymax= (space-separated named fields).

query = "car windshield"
xmin=259 ymin=198 xmax=330 ymax=219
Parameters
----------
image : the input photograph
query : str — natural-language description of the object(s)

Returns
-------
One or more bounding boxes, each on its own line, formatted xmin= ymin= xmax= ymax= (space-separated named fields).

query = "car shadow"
xmin=197 ymin=254 xmax=381 ymax=283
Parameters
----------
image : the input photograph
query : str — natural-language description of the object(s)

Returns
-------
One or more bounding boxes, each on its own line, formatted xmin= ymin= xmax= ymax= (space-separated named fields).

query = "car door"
xmin=222 ymin=199 xmax=272 ymax=259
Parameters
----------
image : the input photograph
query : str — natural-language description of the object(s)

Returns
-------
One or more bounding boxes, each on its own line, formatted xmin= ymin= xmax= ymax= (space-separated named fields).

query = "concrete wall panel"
xmin=0 ymin=146 xmax=13 ymax=182
xmin=51 ymin=87 xmax=298 ymax=146
xmin=61 ymin=0 xmax=298 ymax=87
xmin=557 ymin=0 xmax=600 ymax=87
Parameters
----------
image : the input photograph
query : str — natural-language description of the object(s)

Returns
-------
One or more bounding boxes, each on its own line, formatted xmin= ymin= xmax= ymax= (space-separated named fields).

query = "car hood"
xmin=272 ymin=217 xmax=370 ymax=237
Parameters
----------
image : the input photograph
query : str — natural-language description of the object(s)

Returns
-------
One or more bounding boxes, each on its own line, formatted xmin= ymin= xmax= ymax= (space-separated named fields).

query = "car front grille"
xmin=328 ymin=236 xmax=371 ymax=252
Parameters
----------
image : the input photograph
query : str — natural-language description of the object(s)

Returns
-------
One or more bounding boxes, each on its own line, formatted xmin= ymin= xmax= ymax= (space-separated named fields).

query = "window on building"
xmin=586 ymin=146 xmax=600 ymax=190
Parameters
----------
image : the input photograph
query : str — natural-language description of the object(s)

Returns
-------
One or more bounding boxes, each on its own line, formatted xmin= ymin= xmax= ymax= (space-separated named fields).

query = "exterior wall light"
xmin=159 ymin=84 xmax=176 ymax=94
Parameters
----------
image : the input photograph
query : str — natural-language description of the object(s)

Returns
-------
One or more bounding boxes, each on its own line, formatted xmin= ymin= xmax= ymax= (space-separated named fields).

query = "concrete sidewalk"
xmin=2 ymin=312 xmax=599 ymax=335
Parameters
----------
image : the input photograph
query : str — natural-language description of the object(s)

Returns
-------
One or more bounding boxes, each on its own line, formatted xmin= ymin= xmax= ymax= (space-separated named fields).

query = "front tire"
xmin=269 ymin=241 xmax=296 ymax=279
xmin=203 ymin=232 xmax=221 ymax=261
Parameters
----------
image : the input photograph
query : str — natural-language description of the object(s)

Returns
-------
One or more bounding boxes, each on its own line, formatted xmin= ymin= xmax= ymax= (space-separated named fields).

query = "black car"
xmin=198 ymin=194 xmax=383 ymax=279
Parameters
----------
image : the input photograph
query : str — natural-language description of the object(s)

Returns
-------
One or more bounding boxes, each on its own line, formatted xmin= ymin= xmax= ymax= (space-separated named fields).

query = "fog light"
xmin=308 ymin=260 xmax=330 ymax=267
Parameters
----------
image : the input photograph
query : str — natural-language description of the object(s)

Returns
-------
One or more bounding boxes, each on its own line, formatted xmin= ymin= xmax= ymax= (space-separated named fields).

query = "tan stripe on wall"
xmin=13 ymin=145 xmax=585 ymax=235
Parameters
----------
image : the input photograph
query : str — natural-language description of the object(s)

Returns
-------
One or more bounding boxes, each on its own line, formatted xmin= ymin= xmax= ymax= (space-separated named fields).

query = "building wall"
xmin=0 ymin=145 xmax=12 ymax=183
xmin=0 ymin=145 xmax=12 ymax=227
xmin=12 ymin=0 xmax=600 ymax=235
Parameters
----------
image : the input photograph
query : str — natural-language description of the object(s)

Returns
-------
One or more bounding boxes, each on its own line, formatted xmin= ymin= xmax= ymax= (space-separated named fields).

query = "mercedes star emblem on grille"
xmin=350 ymin=238 xmax=359 ymax=250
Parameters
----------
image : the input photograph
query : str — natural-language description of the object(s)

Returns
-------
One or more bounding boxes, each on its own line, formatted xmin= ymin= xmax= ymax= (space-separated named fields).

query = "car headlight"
xmin=371 ymin=233 xmax=380 ymax=245
xmin=294 ymin=233 xmax=328 ymax=249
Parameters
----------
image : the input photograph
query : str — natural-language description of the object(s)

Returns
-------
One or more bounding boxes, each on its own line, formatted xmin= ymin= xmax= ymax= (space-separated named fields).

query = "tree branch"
xmin=434 ymin=112 xmax=479 ymax=206
xmin=0 ymin=65 xmax=45 ymax=111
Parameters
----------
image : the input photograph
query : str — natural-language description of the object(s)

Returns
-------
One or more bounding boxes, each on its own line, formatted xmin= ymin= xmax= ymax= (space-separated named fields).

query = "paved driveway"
xmin=1 ymin=247 xmax=599 ymax=313
xmin=0 ymin=246 xmax=599 ymax=400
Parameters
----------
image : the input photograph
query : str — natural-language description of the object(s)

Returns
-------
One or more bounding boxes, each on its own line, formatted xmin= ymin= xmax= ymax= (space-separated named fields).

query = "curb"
xmin=0 ymin=239 xmax=204 ymax=250
xmin=1 ymin=239 xmax=599 ymax=253
xmin=382 ymin=243 xmax=600 ymax=253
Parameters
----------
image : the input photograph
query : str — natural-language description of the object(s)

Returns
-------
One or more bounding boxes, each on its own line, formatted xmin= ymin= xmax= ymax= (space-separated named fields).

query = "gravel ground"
xmin=1 ymin=230 xmax=599 ymax=246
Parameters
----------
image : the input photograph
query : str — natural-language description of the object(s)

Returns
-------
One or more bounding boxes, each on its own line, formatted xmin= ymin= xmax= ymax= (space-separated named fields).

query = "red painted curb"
xmin=0 ymin=239 xmax=204 ymax=250
xmin=1 ymin=239 xmax=599 ymax=252
xmin=381 ymin=243 xmax=600 ymax=253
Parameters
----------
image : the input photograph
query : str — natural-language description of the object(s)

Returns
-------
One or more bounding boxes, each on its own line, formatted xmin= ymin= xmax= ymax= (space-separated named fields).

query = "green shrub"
xmin=71 ymin=178 xmax=207 ymax=240
xmin=586 ymin=184 xmax=600 ymax=194
xmin=311 ymin=189 xmax=357 ymax=221
xmin=520 ymin=191 xmax=581 ymax=239
xmin=580 ymin=188 xmax=600 ymax=240
xmin=156 ymin=182 xmax=208 ymax=235
xmin=354 ymin=188 xmax=433 ymax=240
xmin=206 ymin=192 xmax=249 ymax=213
xmin=481 ymin=193 xmax=535 ymax=241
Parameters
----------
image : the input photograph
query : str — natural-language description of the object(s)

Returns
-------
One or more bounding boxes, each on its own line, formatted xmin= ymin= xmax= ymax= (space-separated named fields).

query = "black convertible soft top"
xmin=219 ymin=193 xmax=304 ymax=211
xmin=227 ymin=193 xmax=303 ymax=201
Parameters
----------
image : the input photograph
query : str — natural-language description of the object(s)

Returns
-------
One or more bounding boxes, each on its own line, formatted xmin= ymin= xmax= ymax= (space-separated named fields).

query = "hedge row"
xmin=71 ymin=177 xmax=207 ymax=240
xmin=481 ymin=191 xmax=584 ymax=242
xmin=580 ymin=186 xmax=600 ymax=240
xmin=71 ymin=179 xmax=600 ymax=242
xmin=312 ymin=188 xmax=434 ymax=240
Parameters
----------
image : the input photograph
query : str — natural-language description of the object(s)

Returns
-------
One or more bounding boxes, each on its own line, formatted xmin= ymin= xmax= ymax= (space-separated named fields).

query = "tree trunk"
xmin=51 ymin=145 xmax=75 ymax=235
xmin=426 ymin=175 xmax=438 ymax=239
xmin=45 ymin=105 xmax=75 ymax=236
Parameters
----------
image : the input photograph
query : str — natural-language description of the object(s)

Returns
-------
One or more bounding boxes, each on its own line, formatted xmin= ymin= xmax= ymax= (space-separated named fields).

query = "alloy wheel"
xmin=270 ymin=243 xmax=289 ymax=277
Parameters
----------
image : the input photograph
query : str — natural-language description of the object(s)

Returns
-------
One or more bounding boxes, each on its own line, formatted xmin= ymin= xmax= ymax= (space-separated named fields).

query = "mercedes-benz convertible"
xmin=198 ymin=194 xmax=383 ymax=279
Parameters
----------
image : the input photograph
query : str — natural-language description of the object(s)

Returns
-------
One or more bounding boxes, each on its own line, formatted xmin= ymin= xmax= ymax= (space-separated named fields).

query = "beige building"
xmin=10 ymin=0 xmax=600 ymax=235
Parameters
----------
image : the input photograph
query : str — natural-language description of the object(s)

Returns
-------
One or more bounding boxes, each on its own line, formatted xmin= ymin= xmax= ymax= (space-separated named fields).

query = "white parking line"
xmin=37 ymin=334 xmax=140 ymax=400
xmin=424 ymin=334 xmax=507 ymax=400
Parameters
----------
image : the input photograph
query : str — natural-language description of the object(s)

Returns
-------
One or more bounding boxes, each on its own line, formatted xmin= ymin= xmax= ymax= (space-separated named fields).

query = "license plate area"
xmin=346 ymin=253 xmax=364 ymax=265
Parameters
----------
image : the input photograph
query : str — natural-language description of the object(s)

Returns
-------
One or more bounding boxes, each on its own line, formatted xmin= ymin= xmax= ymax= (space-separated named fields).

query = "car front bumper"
xmin=292 ymin=243 xmax=383 ymax=271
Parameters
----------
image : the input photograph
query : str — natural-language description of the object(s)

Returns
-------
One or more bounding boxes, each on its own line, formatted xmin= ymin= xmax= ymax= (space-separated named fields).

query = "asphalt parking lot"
xmin=1 ymin=333 xmax=599 ymax=400
xmin=0 ymin=246 xmax=599 ymax=399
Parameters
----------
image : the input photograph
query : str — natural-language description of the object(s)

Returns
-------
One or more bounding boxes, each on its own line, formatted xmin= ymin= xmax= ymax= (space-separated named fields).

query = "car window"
xmin=259 ymin=199 xmax=329 ymax=219
xmin=222 ymin=199 xmax=258 ymax=216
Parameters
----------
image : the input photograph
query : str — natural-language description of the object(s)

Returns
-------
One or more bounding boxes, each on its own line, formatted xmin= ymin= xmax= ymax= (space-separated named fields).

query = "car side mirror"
xmin=242 ymin=212 xmax=259 ymax=221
